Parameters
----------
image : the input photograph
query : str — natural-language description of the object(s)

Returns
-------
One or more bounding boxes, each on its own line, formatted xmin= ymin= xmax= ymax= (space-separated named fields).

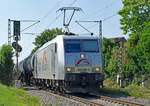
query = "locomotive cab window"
xmin=64 ymin=39 xmax=99 ymax=53
xmin=64 ymin=40 xmax=81 ymax=52
xmin=82 ymin=40 xmax=99 ymax=52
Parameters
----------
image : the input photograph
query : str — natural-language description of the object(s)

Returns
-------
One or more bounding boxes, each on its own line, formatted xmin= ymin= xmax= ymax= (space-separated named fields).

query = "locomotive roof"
xmin=62 ymin=35 xmax=99 ymax=39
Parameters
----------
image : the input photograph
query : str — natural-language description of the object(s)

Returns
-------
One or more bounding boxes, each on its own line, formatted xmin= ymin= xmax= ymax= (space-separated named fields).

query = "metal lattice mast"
xmin=8 ymin=19 xmax=11 ymax=45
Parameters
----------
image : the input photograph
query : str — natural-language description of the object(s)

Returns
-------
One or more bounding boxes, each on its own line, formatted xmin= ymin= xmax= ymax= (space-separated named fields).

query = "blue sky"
xmin=0 ymin=0 xmax=124 ymax=61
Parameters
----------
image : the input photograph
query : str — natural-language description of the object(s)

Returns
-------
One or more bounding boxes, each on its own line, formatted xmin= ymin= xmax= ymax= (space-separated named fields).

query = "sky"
xmin=0 ymin=0 xmax=124 ymax=62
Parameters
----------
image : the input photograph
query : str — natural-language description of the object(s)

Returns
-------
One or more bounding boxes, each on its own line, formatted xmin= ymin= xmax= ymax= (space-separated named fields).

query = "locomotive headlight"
xmin=67 ymin=67 xmax=71 ymax=72
xmin=81 ymin=53 xmax=85 ymax=58
xmin=96 ymin=67 xmax=100 ymax=71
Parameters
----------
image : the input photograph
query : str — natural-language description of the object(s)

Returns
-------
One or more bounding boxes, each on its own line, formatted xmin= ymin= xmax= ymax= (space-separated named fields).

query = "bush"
xmin=0 ymin=45 xmax=14 ymax=85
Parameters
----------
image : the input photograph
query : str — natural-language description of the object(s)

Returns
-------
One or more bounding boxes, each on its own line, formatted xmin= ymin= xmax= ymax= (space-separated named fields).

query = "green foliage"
xmin=103 ymin=79 xmax=121 ymax=88
xmin=107 ymin=47 xmax=120 ymax=78
xmin=121 ymin=6 xmax=150 ymax=84
xmin=102 ymin=38 xmax=117 ymax=77
xmin=135 ymin=21 xmax=150 ymax=75
xmin=99 ymin=87 xmax=129 ymax=96
xmin=118 ymin=0 xmax=150 ymax=35
xmin=103 ymin=0 xmax=150 ymax=85
xmin=0 ymin=45 xmax=14 ymax=85
xmin=32 ymin=28 xmax=64 ymax=53
xmin=125 ymin=84 xmax=150 ymax=99
xmin=0 ymin=83 xmax=40 ymax=106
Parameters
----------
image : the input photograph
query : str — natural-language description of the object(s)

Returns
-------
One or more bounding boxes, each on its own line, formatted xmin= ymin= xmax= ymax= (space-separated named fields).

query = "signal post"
xmin=8 ymin=19 xmax=22 ymax=79
xmin=8 ymin=19 xmax=39 ymax=77
xmin=13 ymin=20 xmax=22 ymax=77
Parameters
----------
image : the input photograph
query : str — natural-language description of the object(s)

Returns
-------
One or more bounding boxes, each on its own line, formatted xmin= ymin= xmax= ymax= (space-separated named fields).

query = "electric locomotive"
xmin=32 ymin=34 xmax=104 ymax=93
xmin=16 ymin=34 xmax=104 ymax=93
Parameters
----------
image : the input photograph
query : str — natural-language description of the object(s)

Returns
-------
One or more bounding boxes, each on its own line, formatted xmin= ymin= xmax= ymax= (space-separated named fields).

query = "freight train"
xmin=14 ymin=34 xmax=104 ymax=93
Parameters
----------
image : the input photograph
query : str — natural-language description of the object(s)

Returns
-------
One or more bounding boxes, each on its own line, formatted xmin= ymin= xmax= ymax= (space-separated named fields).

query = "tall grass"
xmin=0 ymin=83 xmax=40 ymax=106
xmin=102 ymin=79 xmax=150 ymax=99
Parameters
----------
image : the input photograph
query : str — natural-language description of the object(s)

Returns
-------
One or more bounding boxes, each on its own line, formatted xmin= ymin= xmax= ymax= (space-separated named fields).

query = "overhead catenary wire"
xmin=75 ymin=21 xmax=94 ymax=35
xmin=102 ymin=14 xmax=118 ymax=22
xmin=30 ymin=0 xmax=64 ymax=33
xmin=37 ymin=0 xmax=78 ymax=32
xmin=76 ymin=13 xmax=118 ymax=35
xmin=22 ymin=33 xmax=42 ymax=35
xmin=25 ymin=0 xmax=78 ymax=35
xmin=77 ymin=22 xmax=98 ymax=34
xmin=75 ymin=0 xmax=120 ymax=35
xmin=44 ymin=12 xmax=63 ymax=30
xmin=44 ymin=0 xmax=78 ymax=30
xmin=40 ymin=0 xmax=63 ymax=21
xmin=21 ymin=21 xmax=40 ymax=32
xmin=19 ymin=20 xmax=40 ymax=22
xmin=69 ymin=0 xmax=78 ymax=6
xmin=80 ymin=0 xmax=118 ymax=20
xmin=67 ymin=0 xmax=120 ymax=36
xmin=23 ymin=0 xmax=119 ymax=36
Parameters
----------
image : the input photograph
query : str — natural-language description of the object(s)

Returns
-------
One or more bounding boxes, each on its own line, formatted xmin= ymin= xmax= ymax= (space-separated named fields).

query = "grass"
xmin=125 ymin=84 xmax=150 ymax=92
xmin=99 ymin=87 xmax=130 ymax=96
xmin=125 ymin=84 xmax=150 ymax=99
xmin=0 ymin=83 xmax=40 ymax=106
xmin=101 ymin=79 xmax=150 ymax=99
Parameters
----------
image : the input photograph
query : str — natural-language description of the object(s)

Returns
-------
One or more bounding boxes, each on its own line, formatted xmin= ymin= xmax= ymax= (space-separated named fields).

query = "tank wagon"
xmin=13 ymin=55 xmax=34 ymax=85
xmin=22 ymin=55 xmax=34 ymax=85
xmin=18 ymin=35 xmax=104 ymax=93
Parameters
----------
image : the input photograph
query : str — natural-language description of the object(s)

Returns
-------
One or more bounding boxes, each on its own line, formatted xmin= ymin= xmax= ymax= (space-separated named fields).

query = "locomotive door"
xmin=35 ymin=55 xmax=38 ymax=78
xmin=50 ymin=43 xmax=56 ymax=79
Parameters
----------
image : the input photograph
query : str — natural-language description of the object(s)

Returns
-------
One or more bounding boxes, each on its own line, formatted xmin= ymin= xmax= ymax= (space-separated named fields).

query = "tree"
xmin=102 ymin=38 xmax=117 ymax=77
xmin=0 ymin=45 xmax=14 ymax=85
xmin=117 ymin=0 xmax=150 ymax=84
xmin=32 ymin=28 xmax=64 ymax=53
xmin=118 ymin=0 xmax=150 ymax=35
xmin=106 ymin=46 xmax=120 ymax=79
xmin=135 ymin=21 xmax=150 ymax=76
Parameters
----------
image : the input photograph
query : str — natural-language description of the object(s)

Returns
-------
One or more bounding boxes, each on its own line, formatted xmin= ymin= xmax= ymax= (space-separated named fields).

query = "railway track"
xmin=104 ymin=88 xmax=150 ymax=95
xmin=43 ymin=90 xmax=104 ymax=106
xmin=75 ymin=93 xmax=145 ymax=106
xmin=24 ymin=86 xmax=145 ymax=106
xmin=99 ymin=96 xmax=144 ymax=106
xmin=65 ymin=95 xmax=104 ymax=106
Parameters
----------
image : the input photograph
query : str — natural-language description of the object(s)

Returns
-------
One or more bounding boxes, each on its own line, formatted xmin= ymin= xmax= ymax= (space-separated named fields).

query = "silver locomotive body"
xmin=33 ymin=35 xmax=104 ymax=93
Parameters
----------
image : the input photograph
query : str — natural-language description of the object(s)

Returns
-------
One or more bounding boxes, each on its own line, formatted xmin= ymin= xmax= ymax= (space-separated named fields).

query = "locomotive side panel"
xmin=34 ymin=43 xmax=57 ymax=79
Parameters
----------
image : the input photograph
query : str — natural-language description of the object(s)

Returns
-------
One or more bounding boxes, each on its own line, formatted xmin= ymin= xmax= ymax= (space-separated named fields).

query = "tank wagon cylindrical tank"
xmin=23 ymin=55 xmax=34 ymax=73
xmin=15 ymin=54 xmax=34 ymax=85
xmin=22 ymin=54 xmax=34 ymax=85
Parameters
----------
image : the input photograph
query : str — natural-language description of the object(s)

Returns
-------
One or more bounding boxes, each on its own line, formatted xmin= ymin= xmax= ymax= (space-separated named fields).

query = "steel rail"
xmin=99 ymin=96 xmax=145 ymax=106
xmin=24 ymin=86 xmax=145 ymax=106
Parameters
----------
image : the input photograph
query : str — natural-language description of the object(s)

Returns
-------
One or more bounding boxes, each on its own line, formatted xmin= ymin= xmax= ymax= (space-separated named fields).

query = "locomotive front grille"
xmin=75 ymin=67 xmax=91 ymax=73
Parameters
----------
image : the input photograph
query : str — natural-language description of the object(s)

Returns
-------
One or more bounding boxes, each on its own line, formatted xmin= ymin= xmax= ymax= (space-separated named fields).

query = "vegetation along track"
xmin=24 ymin=86 xmax=145 ymax=106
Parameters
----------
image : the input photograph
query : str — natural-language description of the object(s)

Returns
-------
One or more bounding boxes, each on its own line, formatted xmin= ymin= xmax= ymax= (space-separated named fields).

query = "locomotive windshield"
xmin=64 ymin=39 xmax=99 ymax=53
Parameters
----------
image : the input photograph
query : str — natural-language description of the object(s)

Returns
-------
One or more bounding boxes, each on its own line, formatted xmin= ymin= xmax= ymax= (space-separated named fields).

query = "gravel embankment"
xmin=25 ymin=87 xmax=150 ymax=106
xmin=26 ymin=88 xmax=88 ymax=106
